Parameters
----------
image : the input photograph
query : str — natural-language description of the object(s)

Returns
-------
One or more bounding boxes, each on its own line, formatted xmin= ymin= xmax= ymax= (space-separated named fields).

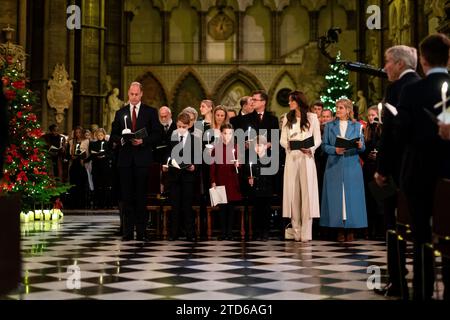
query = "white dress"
xmin=339 ymin=120 xmax=348 ymax=221
xmin=280 ymin=112 xmax=321 ymax=241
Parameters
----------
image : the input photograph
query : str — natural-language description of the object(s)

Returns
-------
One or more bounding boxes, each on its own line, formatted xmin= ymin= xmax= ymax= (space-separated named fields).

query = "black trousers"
xmin=252 ymin=197 xmax=271 ymax=238
xmin=384 ymin=192 xmax=408 ymax=293
xmin=406 ymin=187 xmax=435 ymax=300
xmin=119 ymin=166 xmax=149 ymax=238
xmin=170 ymin=179 xmax=194 ymax=239
xmin=219 ymin=203 xmax=235 ymax=238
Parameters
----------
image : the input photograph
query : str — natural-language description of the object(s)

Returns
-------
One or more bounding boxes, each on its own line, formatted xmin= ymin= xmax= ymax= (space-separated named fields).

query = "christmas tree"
xmin=1 ymin=54 xmax=70 ymax=212
xmin=320 ymin=52 xmax=353 ymax=112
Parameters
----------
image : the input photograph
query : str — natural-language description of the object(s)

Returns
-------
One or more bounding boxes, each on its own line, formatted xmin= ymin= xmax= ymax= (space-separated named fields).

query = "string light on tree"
xmin=320 ymin=52 xmax=353 ymax=113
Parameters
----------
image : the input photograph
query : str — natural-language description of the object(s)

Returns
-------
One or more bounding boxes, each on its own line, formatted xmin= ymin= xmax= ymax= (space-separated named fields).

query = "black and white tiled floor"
xmin=2 ymin=215 xmax=445 ymax=300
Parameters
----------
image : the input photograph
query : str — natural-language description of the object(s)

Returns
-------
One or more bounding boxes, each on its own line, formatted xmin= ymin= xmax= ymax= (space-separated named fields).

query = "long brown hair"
xmin=285 ymin=91 xmax=310 ymax=131
xmin=364 ymin=106 xmax=382 ymax=141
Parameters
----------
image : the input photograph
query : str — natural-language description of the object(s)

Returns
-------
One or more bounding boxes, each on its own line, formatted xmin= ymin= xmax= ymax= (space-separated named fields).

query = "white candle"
xmin=360 ymin=124 xmax=363 ymax=137
xmin=249 ymin=162 xmax=253 ymax=178
xmin=124 ymin=115 xmax=128 ymax=130
xmin=377 ymin=103 xmax=382 ymax=123
xmin=100 ymin=141 xmax=104 ymax=151
xmin=166 ymin=157 xmax=170 ymax=166
xmin=248 ymin=126 xmax=251 ymax=141
xmin=232 ymin=148 xmax=238 ymax=173
xmin=442 ymin=82 xmax=448 ymax=122
xmin=76 ymin=143 xmax=80 ymax=151
xmin=60 ymin=136 xmax=63 ymax=148
xmin=207 ymin=131 xmax=210 ymax=144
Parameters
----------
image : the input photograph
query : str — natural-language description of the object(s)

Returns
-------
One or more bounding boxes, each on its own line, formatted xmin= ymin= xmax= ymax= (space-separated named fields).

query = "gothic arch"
xmin=172 ymin=69 xmax=207 ymax=115
xmin=135 ymin=72 xmax=168 ymax=108
xmin=212 ymin=68 xmax=264 ymax=104
xmin=268 ymin=70 xmax=297 ymax=102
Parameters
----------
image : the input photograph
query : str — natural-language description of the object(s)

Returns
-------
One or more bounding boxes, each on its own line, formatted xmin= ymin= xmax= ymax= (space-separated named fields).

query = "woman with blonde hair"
xmin=320 ymin=98 xmax=367 ymax=242
xmin=212 ymin=105 xmax=229 ymax=138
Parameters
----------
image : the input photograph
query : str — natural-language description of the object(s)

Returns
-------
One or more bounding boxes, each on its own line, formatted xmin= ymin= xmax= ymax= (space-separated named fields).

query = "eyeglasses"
xmin=252 ymin=98 xmax=264 ymax=102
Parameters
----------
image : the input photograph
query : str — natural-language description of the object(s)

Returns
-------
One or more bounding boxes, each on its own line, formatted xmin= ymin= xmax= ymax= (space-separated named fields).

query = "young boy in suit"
xmin=163 ymin=112 xmax=200 ymax=241
xmin=246 ymin=135 xmax=275 ymax=241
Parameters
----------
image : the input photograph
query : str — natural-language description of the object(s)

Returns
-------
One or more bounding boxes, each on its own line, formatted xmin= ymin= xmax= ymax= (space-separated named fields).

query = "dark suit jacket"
xmin=155 ymin=121 xmax=176 ymax=164
xmin=0 ymin=83 xmax=8 ymax=174
xmin=397 ymin=72 xmax=450 ymax=192
xmin=110 ymin=104 xmax=161 ymax=167
xmin=167 ymin=132 xmax=201 ymax=183
xmin=240 ymin=110 xmax=279 ymax=142
xmin=377 ymin=71 xmax=421 ymax=182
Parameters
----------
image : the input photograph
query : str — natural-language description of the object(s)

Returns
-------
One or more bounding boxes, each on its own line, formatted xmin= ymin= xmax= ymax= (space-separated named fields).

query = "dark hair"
xmin=420 ymin=33 xmax=450 ymax=67
xmin=177 ymin=112 xmax=191 ymax=125
xmin=311 ymin=101 xmax=324 ymax=109
xmin=252 ymin=90 xmax=268 ymax=103
xmin=49 ymin=124 xmax=58 ymax=132
xmin=285 ymin=91 xmax=310 ymax=131
xmin=239 ymin=96 xmax=251 ymax=108
xmin=220 ymin=123 xmax=233 ymax=132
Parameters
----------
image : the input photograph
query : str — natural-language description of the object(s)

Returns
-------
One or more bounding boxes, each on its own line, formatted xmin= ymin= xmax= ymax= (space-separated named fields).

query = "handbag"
xmin=285 ymin=223 xmax=295 ymax=240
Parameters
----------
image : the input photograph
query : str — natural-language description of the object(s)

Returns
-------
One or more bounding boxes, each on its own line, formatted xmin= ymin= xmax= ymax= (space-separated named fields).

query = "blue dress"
xmin=319 ymin=120 xmax=368 ymax=228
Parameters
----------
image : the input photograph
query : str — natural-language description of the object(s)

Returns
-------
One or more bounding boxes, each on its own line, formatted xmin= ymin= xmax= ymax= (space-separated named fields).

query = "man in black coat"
xmin=241 ymin=90 xmax=279 ymax=148
xmin=396 ymin=34 xmax=450 ymax=300
xmin=230 ymin=96 xmax=253 ymax=131
xmin=374 ymin=45 xmax=421 ymax=298
xmin=110 ymin=82 xmax=161 ymax=241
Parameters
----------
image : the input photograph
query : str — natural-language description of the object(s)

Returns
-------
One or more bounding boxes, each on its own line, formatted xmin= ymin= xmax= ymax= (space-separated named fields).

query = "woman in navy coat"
xmin=320 ymin=99 xmax=368 ymax=242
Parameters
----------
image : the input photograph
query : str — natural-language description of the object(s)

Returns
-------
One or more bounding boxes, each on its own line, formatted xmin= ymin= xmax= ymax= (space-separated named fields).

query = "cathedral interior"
xmin=0 ymin=0 xmax=449 ymax=133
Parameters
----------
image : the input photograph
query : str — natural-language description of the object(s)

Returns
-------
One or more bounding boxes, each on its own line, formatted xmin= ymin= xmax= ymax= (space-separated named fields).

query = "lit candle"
xmin=207 ymin=131 xmax=210 ymax=144
xmin=442 ymin=82 xmax=448 ymax=122
xmin=232 ymin=148 xmax=239 ymax=173
xmin=360 ymin=124 xmax=363 ymax=137
xmin=166 ymin=157 xmax=170 ymax=166
xmin=76 ymin=143 xmax=80 ymax=153
xmin=124 ymin=115 xmax=128 ymax=130
xmin=60 ymin=136 xmax=63 ymax=148
xmin=249 ymin=162 xmax=253 ymax=178
xmin=377 ymin=103 xmax=382 ymax=123
xmin=100 ymin=141 xmax=104 ymax=151
xmin=248 ymin=126 xmax=251 ymax=141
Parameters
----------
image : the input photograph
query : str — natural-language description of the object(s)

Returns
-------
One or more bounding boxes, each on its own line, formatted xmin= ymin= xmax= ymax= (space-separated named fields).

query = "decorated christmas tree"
xmin=1 ymin=32 xmax=70 ymax=213
xmin=320 ymin=52 xmax=353 ymax=112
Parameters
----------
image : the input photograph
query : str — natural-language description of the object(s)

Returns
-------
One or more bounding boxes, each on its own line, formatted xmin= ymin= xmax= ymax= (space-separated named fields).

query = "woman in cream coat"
xmin=280 ymin=91 xmax=321 ymax=242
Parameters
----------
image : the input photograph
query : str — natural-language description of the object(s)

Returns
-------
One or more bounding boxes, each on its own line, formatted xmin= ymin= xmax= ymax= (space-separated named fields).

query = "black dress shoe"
xmin=122 ymin=235 xmax=133 ymax=241
xmin=374 ymin=283 xmax=401 ymax=297
xmin=136 ymin=235 xmax=149 ymax=242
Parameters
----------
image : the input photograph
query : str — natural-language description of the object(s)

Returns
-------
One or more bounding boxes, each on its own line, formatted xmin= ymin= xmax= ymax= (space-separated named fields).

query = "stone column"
xmin=271 ymin=11 xmax=280 ymax=63
xmin=77 ymin=0 xmax=106 ymax=127
xmin=309 ymin=11 xmax=319 ymax=41
xmin=235 ymin=11 xmax=244 ymax=62
xmin=199 ymin=11 xmax=207 ymax=63
xmin=161 ymin=11 xmax=171 ymax=63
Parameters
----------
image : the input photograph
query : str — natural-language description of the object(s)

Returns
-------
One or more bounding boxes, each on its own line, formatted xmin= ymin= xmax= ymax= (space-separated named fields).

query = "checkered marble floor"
xmin=2 ymin=215 xmax=445 ymax=300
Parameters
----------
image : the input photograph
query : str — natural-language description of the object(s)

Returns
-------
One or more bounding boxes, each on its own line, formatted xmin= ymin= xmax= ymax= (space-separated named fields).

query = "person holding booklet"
xmin=280 ymin=91 xmax=321 ymax=242
xmin=246 ymin=135 xmax=276 ymax=241
xmin=210 ymin=123 xmax=242 ymax=240
xmin=163 ymin=112 xmax=199 ymax=241
xmin=320 ymin=98 xmax=367 ymax=242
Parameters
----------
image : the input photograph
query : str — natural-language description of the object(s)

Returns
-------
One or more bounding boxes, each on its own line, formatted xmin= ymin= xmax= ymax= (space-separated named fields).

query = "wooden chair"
xmin=206 ymin=205 xmax=247 ymax=240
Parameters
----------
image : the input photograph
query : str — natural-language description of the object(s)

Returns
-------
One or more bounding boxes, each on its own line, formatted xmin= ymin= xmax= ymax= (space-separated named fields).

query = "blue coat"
xmin=319 ymin=120 xmax=368 ymax=228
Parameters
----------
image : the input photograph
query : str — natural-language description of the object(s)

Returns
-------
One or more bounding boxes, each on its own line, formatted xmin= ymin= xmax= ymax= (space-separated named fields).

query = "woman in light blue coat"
xmin=320 ymin=99 xmax=367 ymax=242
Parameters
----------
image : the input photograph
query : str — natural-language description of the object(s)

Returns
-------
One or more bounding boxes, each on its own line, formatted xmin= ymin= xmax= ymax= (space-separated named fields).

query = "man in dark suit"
xmin=241 ymin=90 xmax=279 ymax=147
xmin=374 ymin=45 xmax=421 ymax=298
xmin=395 ymin=34 xmax=450 ymax=300
xmin=230 ymin=96 xmax=253 ymax=130
xmin=163 ymin=112 xmax=201 ymax=241
xmin=156 ymin=106 xmax=176 ymax=164
xmin=110 ymin=82 xmax=160 ymax=241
